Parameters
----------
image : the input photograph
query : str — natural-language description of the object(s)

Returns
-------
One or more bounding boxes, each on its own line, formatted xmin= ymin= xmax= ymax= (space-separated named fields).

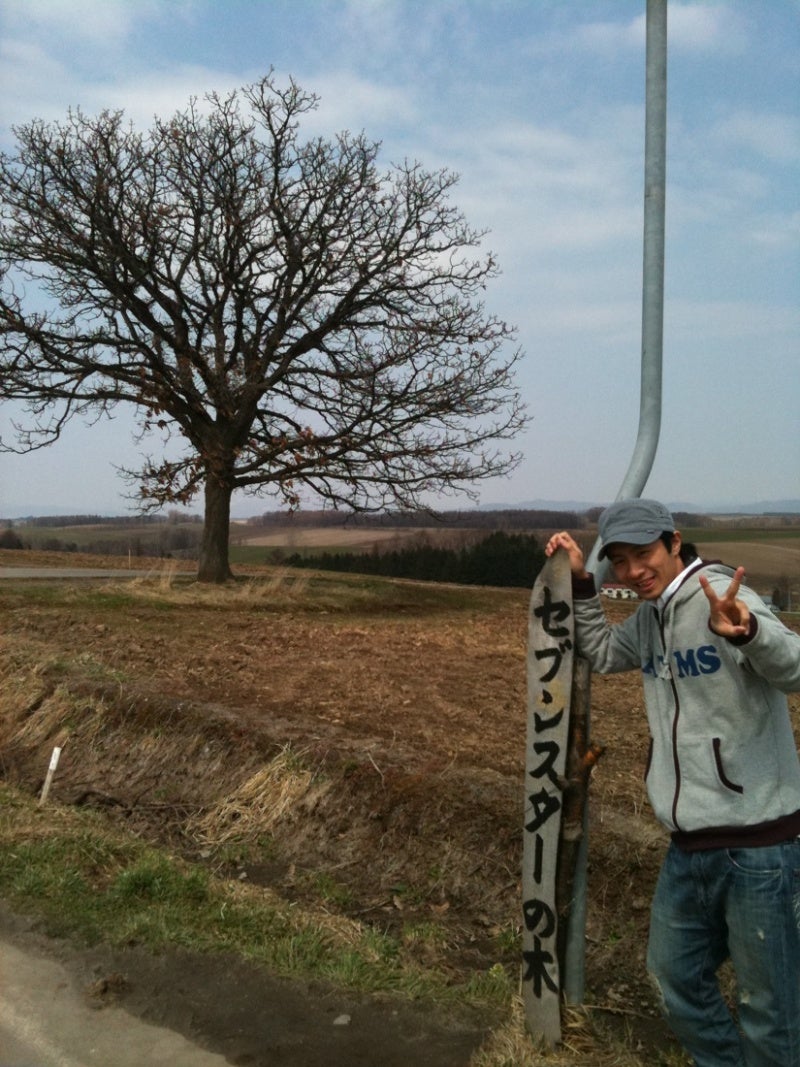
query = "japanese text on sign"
xmin=522 ymin=559 xmax=575 ymax=1045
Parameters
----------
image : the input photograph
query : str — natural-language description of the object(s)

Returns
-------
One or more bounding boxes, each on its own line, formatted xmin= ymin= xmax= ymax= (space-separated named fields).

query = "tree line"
xmin=285 ymin=529 xmax=546 ymax=588
xmin=248 ymin=508 xmax=585 ymax=531
xmin=0 ymin=523 xmax=202 ymax=557
xmin=19 ymin=513 xmax=201 ymax=528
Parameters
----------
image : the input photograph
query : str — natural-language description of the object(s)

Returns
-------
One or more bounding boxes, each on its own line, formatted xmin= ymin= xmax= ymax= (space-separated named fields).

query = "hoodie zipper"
xmin=656 ymin=606 xmax=683 ymax=831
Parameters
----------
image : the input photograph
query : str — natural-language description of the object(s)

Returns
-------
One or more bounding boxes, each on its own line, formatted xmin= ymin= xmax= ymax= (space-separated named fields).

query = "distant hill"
xmin=489 ymin=499 xmax=800 ymax=516
xmin=3 ymin=498 xmax=800 ymax=523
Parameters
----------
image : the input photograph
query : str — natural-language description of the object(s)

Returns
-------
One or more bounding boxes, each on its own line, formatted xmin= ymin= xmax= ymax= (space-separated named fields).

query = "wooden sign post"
xmin=522 ymin=550 xmax=575 ymax=1046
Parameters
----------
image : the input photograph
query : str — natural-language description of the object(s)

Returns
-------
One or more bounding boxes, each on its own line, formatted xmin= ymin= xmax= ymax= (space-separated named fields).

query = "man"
xmin=546 ymin=499 xmax=800 ymax=1067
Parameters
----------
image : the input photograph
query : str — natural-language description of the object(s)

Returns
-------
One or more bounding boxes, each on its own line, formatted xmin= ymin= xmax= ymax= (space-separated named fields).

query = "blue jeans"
xmin=646 ymin=840 xmax=800 ymax=1066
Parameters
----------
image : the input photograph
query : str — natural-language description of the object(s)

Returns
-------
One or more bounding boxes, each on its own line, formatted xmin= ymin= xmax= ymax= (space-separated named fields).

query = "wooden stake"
xmin=38 ymin=746 xmax=62 ymax=806
xmin=522 ymin=551 xmax=574 ymax=1046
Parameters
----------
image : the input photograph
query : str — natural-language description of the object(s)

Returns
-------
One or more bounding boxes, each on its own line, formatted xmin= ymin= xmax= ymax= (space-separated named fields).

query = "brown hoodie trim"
xmin=671 ymin=809 xmax=800 ymax=852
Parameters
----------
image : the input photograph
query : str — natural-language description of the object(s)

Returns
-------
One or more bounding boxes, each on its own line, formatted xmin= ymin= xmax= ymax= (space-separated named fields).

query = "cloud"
xmin=666 ymin=3 xmax=745 ymax=52
xmin=0 ymin=39 xmax=72 ymax=131
xmin=573 ymin=15 xmax=645 ymax=52
xmin=0 ymin=0 xmax=165 ymax=46
xmin=97 ymin=68 xmax=247 ymax=128
xmin=0 ymin=53 xmax=240 ymax=137
xmin=339 ymin=0 xmax=406 ymax=43
xmin=418 ymin=104 xmax=645 ymax=264
xmin=715 ymin=110 xmax=800 ymax=164
xmin=669 ymin=299 xmax=800 ymax=342
xmin=0 ymin=0 xmax=212 ymax=137
xmin=541 ymin=2 xmax=743 ymax=57
xmin=749 ymin=210 xmax=800 ymax=250
xmin=299 ymin=71 xmax=420 ymax=137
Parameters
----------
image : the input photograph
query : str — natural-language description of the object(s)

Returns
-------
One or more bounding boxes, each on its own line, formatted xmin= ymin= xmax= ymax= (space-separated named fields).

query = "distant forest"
xmin=246 ymin=507 xmax=588 ymax=530
xmin=19 ymin=513 xmax=202 ymax=528
xmin=285 ymin=530 xmax=547 ymax=588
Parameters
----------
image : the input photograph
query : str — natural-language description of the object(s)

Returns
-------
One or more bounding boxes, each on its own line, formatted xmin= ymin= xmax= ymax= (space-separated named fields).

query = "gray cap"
xmin=598 ymin=499 xmax=675 ymax=559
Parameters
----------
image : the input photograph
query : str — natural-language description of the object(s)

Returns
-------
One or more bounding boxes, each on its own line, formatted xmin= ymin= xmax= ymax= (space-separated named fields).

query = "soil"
xmin=0 ymin=552 xmax=798 ymax=1065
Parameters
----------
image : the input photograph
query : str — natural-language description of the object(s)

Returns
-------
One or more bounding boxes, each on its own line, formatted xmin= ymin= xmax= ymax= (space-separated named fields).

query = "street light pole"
xmin=564 ymin=0 xmax=668 ymax=1004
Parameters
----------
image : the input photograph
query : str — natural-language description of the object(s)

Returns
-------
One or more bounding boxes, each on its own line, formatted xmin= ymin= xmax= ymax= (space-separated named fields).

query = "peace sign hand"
xmin=698 ymin=566 xmax=751 ymax=638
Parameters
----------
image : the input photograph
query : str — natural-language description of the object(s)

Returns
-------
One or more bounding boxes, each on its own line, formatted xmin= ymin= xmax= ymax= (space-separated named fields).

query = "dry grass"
xmin=470 ymin=997 xmax=687 ymax=1067
xmin=187 ymin=745 xmax=324 ymax=845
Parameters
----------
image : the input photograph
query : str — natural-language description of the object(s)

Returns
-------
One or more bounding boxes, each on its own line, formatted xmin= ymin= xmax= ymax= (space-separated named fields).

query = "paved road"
xmin=0 ymin=567 xmax=168 ymax=579
xmin=0 ymin=936 xmax=229 ymax=1067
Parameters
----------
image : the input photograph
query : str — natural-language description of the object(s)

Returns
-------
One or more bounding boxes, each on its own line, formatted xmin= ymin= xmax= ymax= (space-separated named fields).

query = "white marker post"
xmin=38 ymin=746 xmax=62 ymax=806
xmin=522 ymin=551 xmax=574 ymax=1046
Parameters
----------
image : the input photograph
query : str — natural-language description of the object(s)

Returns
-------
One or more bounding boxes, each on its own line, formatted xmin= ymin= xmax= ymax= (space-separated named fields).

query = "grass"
xmin=0 ymin=564 xmax=515 ymax=619
xmin=229 ymin=544 xmax=288 ymax=565
xmin=0 ymin=783 xmax=486 ymax=1007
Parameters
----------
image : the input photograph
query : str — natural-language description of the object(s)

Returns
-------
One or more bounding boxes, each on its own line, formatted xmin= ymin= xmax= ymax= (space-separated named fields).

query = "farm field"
xmin=231 ymin=523 xmax=430 ymax=549
xmin=0 ymin=548 xmax=797 ymax=1065
xmin=691 ymin=536 xmax=800 ymax=592
xmin=229 ymin=521 xmax=800 ymax=603
xmin=7 ymin=513 xmax=800 ymax=595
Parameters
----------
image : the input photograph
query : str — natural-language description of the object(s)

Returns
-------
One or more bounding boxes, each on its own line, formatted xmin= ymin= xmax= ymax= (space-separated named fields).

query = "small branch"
xmin=367 ymin=752 xmax=385 ymax=783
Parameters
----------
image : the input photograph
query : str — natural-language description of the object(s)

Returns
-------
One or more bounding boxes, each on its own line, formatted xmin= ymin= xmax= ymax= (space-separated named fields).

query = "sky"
xmin=0 ymin=0 xmax=798 ymax=518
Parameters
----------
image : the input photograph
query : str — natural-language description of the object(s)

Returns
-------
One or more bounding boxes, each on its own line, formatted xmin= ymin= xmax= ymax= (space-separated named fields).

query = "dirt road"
xmin=0 ymin=567 xmax=156 ymax=579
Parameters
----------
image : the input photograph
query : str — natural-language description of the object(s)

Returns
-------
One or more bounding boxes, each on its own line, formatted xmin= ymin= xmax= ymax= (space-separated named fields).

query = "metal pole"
xmin=591 ymin=0 xmax=667 ymax=574
xmin=564 ymin=0 xmax=668 ymax=1003
xmin=619 ymin=0 xmax=668 ymax=498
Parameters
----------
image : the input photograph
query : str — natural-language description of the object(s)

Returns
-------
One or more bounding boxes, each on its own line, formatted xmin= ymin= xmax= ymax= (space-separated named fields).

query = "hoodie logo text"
xmin=642 ymin=644 xmax=721 ymax=679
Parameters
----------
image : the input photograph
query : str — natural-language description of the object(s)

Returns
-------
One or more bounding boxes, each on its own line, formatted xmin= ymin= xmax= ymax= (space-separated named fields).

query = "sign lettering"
xmin=522 ymin=551 xmax=575 ymax=1047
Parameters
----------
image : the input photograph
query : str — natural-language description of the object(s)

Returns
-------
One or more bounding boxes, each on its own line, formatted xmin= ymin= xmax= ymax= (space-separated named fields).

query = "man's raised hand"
xmin=698 ymin=566 xmax=751 ymax=638
xmin=544 ymin=531 xmax=589 ymax=579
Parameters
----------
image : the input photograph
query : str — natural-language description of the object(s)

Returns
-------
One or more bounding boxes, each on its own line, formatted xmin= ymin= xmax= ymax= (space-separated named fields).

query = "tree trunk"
xmin=197 ymin=474 xmax=235 ymax=583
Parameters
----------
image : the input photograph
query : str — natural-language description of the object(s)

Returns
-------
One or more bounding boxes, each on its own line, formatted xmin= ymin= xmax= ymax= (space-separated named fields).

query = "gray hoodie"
xmin=574 ymin=562 xmax=800 ymax=840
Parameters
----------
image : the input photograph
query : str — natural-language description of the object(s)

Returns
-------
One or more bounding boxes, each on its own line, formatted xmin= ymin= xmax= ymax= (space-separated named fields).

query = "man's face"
xmin=606 ymin=535 xmax=684 ymax=601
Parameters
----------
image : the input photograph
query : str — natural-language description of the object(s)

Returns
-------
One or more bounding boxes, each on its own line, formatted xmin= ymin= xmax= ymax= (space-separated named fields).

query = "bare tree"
xmin=0 ymin=75 xmax=527 ymax=582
